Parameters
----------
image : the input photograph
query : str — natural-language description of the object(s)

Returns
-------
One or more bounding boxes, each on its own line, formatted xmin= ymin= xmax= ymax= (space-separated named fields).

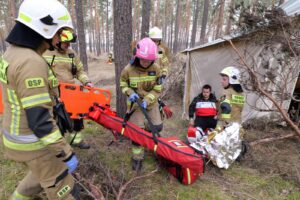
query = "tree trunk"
xmin=200 ymin=0 xmax=209 ymax=44
xmin=106 ymin=0 xmax=110 ymax=52
xmin=215 ymin=0 xmax=225 ymax=39
xmin=190 ymin=0 xmax=200 ymax=48
xmin=113 ymin=0 xmax=132 ymax=116
xmin=75 ymin=0 xmax=88 ymax=71
xmin=154 ymin=0 xmax=160 ymax=27
xmin=7 ymin=0 xmax=17 ymax=32
xmin=225 ymin=0 xmax=235 ymax=35
xmin=94 ymin=0 xmax=101 ymax=56
xmin=162 ymin=0 xmax=168 ymax=41
xmin=132 ymin=0 xmax=138 ymax=40
xmin=136 ymin=0 xmax=141 ymax=39
xmin=100 ymin=2 xmax=105 ymax=52
xmin=88 ymin=0 xmax=93 ymax=53
xmin=279 ymin=0 xmax=285 ymax=5
xmin=141 ymin=0 xmax=150 ymax=38
xmin=170 ymin=1 xmax=174 ymax=49
xmin=173 ymin=0 xmax=182 ymax=53
xmin=185 ymin=0 xmax=192 ymax=48
xmin=68 ymin=0 xmax=78 ymax=52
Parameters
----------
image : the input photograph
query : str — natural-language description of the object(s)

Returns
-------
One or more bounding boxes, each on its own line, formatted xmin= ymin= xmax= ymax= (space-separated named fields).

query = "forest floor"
xmin=1 ymin=53 xmax=300 ymax=200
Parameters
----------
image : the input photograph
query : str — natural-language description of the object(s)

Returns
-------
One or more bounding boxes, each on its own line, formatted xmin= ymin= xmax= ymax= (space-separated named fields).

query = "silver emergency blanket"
xmin=190 ymin=123 xmax=242 ymax=169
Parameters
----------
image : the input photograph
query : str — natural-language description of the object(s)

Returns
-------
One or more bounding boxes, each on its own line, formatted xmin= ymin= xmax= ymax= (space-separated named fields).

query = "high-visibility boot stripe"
xmin=72 ymin=132 xmax=83 ymax=144
xmin=11 ymin=190 xmax=32 ymax=200
xmin=132 ymin=146 xmax=145 ymax=160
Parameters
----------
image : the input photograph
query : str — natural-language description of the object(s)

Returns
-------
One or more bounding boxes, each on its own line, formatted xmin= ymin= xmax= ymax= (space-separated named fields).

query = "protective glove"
xmin=159 ymin=75 xmax=167 ymax=84
xmin=64 ymin=153 xmax=79 ymax=173
xmin=129 ymin=93 xmax=139 ymax=102
xmin=163 ymin=105 xmax=173 ymax=119
xmin=141 ymin=101 xmax=147 ymax=109
xmin=85 ymin=82 xmax=94 ymax=88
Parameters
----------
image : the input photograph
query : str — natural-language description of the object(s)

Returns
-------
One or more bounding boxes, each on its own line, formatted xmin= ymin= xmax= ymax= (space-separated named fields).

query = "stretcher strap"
xmin=121 ymin=102 xmax=135 ymax=135
xmin=136 ymin=100 xmax=160 ymax=144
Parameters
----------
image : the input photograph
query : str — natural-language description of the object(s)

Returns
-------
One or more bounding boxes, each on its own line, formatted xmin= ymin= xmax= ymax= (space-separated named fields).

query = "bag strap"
xmin=135 ymin=100 xmax=160 ymax=144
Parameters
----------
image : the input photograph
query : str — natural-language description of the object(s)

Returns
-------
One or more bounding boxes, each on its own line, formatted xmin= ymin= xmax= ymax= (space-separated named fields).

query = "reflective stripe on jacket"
xmin=1 ymin=45 xmax=71 ymax=157
xmin=120 ymin=63 xmax=162 ymax=108
xmin=43 ymin=49 xmax=90 ymax=85
xmin=219 ymin=87 xmax=245 ymax=123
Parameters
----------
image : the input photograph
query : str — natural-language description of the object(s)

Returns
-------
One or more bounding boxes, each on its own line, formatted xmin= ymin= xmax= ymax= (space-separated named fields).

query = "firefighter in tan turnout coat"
xmin=1 ymin=0 xmax=79 ymax=199
xmin=120 ymin=38 xmax=163 ymax=172
xmin=43 ymin=29 xmax=92 ymax=149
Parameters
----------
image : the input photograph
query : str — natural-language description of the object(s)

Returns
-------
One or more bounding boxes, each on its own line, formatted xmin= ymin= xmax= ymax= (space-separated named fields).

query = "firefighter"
xmin=120 ymin=38 xmax=163 ymax=172
xmin=188 ymin=84 xmax=218 ymax=131
xmin=149 ymin=27 xmax=173 ymax=119
xmin=43 ymin=30 xmax=92 ymax=149
xmin=107 ymin=52 xmax=113 ymax=64
xmin=149 ymin=27 xmax=170 ymax=82
xmin=1 ymin=0 xmax=79 ymax=199
xmin=218 ymin=66 xmax=247 ymax=160
xmin=218 ymin=66 xmax=245 ymax=126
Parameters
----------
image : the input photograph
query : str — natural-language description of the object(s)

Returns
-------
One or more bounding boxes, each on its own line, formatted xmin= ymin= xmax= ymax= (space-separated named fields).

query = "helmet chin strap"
xmin=56 ymin=42 xmax=63 ymax=51
xmin=139 ymin=61 xmax=154 ymax=69
xmin=224 ymin=84 xmax=231 ymax=89
xmin=46 ymin=39 xmax=55 ymax=51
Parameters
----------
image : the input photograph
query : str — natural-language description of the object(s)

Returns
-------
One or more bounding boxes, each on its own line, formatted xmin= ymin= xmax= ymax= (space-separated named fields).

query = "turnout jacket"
xmin=218 ymin=87 xmax=245 ymax=123
xmin=43 ymin=48 xmax=90 ymax=85
xmin=156 ymin=44 xmax=170 ymax=77
xmin=120 ymin=63 xmax=162 ymax=108
xmin=189 ymin=93 xmax=217 ymax=118
xmin=1 ymin=45 xmax=72 ymax=161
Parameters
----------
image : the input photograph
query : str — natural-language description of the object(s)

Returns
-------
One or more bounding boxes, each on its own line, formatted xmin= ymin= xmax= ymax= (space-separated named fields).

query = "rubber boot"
xmin=236 ymin=141 xmax=249 ymax=162
xmin=72 ymin=141 xmax=90 ymax=149
xmin=131 ymin=157 xmax=143 ymax=172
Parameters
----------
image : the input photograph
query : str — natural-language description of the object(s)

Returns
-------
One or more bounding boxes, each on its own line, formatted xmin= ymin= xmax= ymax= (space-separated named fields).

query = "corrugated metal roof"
xmin=183 ymin=0 xmax=300 ymax=53
xmin=280 ymin=0 xmax=300 ymax=16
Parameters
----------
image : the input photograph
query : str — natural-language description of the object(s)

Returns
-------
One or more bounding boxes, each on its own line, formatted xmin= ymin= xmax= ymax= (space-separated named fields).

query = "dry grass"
xmin=1 ymin=57 xmax=300 ymax=199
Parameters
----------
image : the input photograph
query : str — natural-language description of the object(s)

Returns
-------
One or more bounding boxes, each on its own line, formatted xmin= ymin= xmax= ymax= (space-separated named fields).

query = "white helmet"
xmin=149 ymin=27 xmax=162 ymax=39
xmin=220 ymin=66 xmax=241 ymax=84
xmin=16 ymin=0 xmax=73 ymax=39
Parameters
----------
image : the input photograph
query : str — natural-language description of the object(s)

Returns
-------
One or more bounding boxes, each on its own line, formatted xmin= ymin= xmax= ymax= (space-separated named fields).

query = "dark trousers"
xmin=194 ymin=116 xmax=217 ymax=131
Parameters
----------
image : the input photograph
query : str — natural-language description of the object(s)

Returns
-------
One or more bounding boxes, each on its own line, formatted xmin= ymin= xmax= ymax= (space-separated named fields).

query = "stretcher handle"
xmin=136 ymin=100 xmax=160 ymax=143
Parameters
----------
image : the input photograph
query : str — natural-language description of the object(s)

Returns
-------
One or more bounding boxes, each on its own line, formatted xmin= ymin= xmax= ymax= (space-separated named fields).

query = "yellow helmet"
xmin=220 ymin=66 xmax=240 ymax=84
xmin=60 ymin=30 xmax=77 ymax=43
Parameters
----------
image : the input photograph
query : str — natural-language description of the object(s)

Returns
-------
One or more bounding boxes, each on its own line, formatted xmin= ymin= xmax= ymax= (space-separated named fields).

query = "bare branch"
xmin=228 ymin=39 xmax=300 ymax=137
xmin=250 ymin=133 xmax=295 ymax=146
xmin=291 ymin=95 xmax=300 ymax=103
xmin=116 ymin=169 xmax=158 ymax=200
xmin=73 ymin=173 xmax=105 ymax=200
